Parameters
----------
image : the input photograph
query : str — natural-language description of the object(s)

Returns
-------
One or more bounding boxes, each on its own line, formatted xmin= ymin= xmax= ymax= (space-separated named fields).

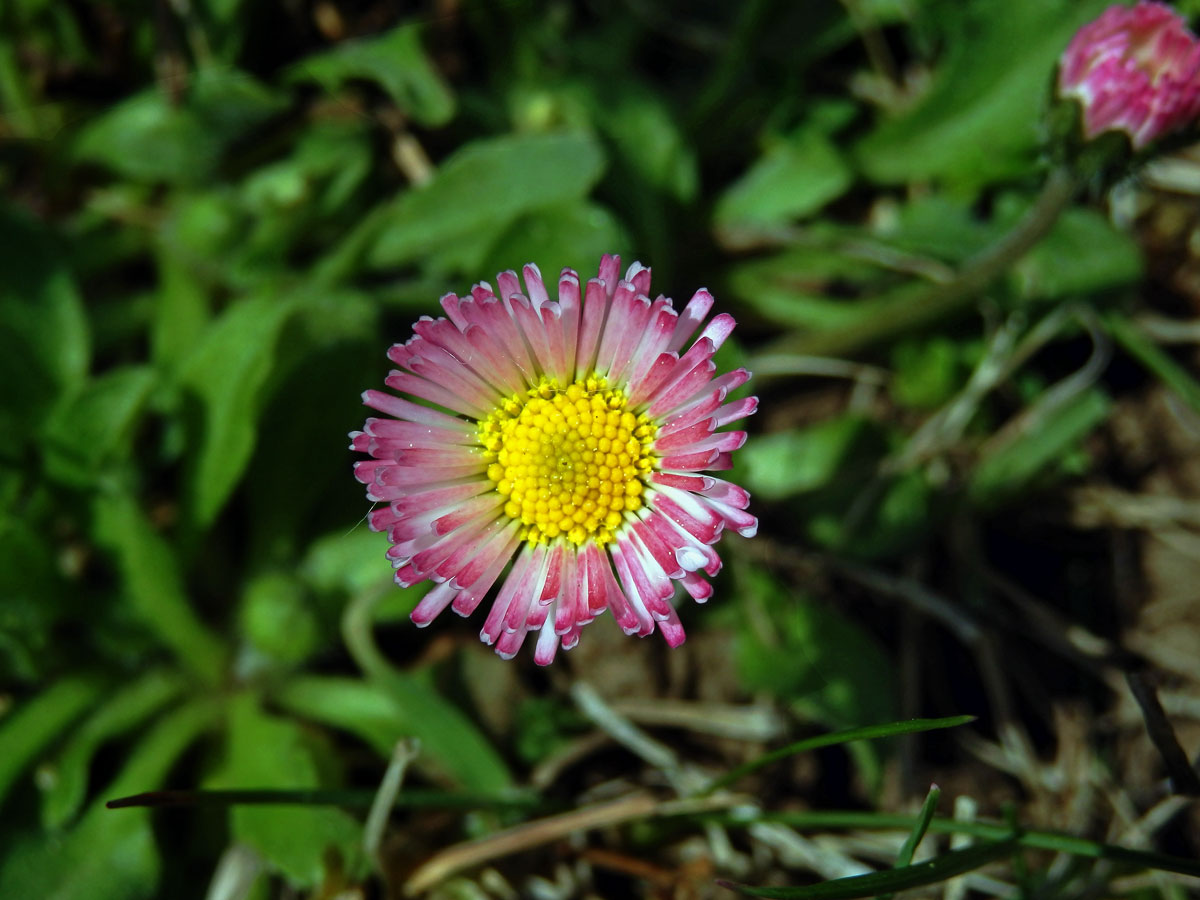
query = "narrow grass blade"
xmin=895 ymin=784 xmax=940 ymax=867
xmin=1103 ymin=311 xmax=1200 ymax=413
xmin=876 ymin=783 xmax=942 ymax=900
xmin=106 ymin=787 xmax=537 ymax=811
xmin=701 ymin=716 xmax=973 ymax=795
xmin=720 ymin=838 xmax=1019 ymax=898
xmin=702 ymin=810 xmax=1200 ymax=880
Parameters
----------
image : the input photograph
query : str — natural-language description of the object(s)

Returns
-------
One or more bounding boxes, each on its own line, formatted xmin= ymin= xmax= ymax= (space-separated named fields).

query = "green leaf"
xmin=716 ymin=127 xmax=853 ymax=227
xmin=734 ymin=417 xmax=880 ymax=501
xmin=601 ymin=90 xmax=698 ymax=203
xmin=209 ymin=693 xmax=363 ymax=886
xmin=42 ymin=366 xmax=157 ymax=486
xmin=239 ymin=572 xmax=320 ymax=666
xmin=734 ymin=566 xmax=897 ymax=730
xmin=152 ymin=249 xmax=212 ymax=370
xmin=73 ymin=67 xmax=286 ymax=184
xmin=854 ymin=0 xmax=1109 ymax=189
xmin=805 ymin=469 xmax=936 ymax=562
xmin=367 ymin=132 xmax=606 ymax=268
xmin=0 ymin=514 xmax=67 ymax=682
xmin=302 ymin=529 xmax=395 ymax=599
xmin=1011 ymin=205 xmax=1142 ymax=300
xmin=703 ymin=718 xmax=972 ymax=796
xmin=291 ymin=24 xmax=455 ymax=126
xmin=968 ymin=387 xmax=1110 ymax=508
xmin=481 ymin=201 xmax=629 ymax=282
xmin=0 ymin=676 xmax=107 ymax=810
xmin=92 ymin=492 xmax=227 ymax=684
xmin=1104 ymin=311 xmax=1200 ymax=414
xmin=891 ymin=337 xmax=965 ymax=410
xmin=894 ymin=784 xmax=942 ymax=868
xmin=726 ymin=247 xmax=888 ymax=331
xmin=273 ymin=674 xmax=512 ymax=793
xmin=723 ymin=838 xmax=1020 ymax=898
xmin=177 ymin=289 xmax=298 ymax=529
xmin=40 ymin=669 xmax=187 ymax=828
xmin=0 ymin=698 xmax=219 ymax=900
xmin=0 ymin=203 xmax=89 ymax=454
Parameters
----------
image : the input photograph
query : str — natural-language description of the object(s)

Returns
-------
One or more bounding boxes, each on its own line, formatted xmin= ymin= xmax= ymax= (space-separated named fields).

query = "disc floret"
xmin=478 ymin=375 xmax=657 ymax=546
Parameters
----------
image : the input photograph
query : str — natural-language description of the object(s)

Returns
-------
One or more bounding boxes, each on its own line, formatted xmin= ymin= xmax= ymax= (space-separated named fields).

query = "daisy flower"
xmin=351 ymin=255 xmax=757 ymax=664
xmin=1058 ymin=1 xmax=1200 ymax=150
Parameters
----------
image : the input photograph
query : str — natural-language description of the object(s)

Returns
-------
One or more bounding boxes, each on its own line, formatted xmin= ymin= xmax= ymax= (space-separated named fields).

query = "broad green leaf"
xmin=0 ymin=676 xmax=107 ymax=810
xmin=302 ymin=529 xmax=395 ymax=599
xmin=0 ymin=698 xmax=219 ymax=900
xmin=73 ymin=67 xmax=286 ymax=184
xmin=0 ymin=38 xmax=48 ymax=139
xmin=870 ymin=193 xmax=998 ymax=262
xmin=92 ymin=492 xmax=227 ymax=684
xmin=239 ymin=572 xmax=320 ymax=666
xmin=806 ymin=469 xmax=936 ymax=561
xmin=716 ymin=127 xmax=852 ymax=227
xmin=178 ymin=289 xmax=297 ymax=529
xmin=726 ymin=248 xmax=889 ymax=331
xmin=854 ymin=0 xmax=1109 ymax=189
xmin=968 ymin=387 xmax=1110 ymax=508
xmin=481 ymin=201 xmax=629 ymax=281
xmin=0 ymin=514 xmax=66 ymax=682
xmin=367 ymin=132 xmax=606 ymax=268
xmin=734 ymin=417 xmax=881 ymax=501
xmin=0 ymin=204 xmax=89 ymax=454
xmin=735 ymin=566 xmax=896 ymax=730
xmin=302 ymin=529 xmax=424 ymax=624
xmin=273 ymin=674 xmax=512 ymax=793
xmin=1012 ymin=205 xmax=1142 ymax=300
xmin=241 ymin=120 xmax=373 ymax=219
xmin=40 ymin=669 xmax=187 ymax=828
xmin=290 ymin=24 xmax=455 ymax=126
xmin=891 ymin=337 xmax=965 ymax=410
xmin=42 ymin=366 xmax=157 ymax=486
xmin=156 ymin=190 xmax=243 ymax=279
xmin=724 ymin=838 xmax=1020 ymax=898
xmin=152 ymin=249 xmax=212 ymax=369
xmin=273 ymin=676 xmax=420 ymax=760
xmin=601 ymin=90 xmax=698 ymax=203
xmin=240 ymin=289 xmax=378 ymax=559
xmin=209 ymin=694 xmax=363 ymax=886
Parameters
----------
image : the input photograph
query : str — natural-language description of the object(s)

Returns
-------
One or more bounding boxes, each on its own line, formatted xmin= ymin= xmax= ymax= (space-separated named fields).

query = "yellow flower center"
xmin=478 ymin=376 xmax=657 ymax=545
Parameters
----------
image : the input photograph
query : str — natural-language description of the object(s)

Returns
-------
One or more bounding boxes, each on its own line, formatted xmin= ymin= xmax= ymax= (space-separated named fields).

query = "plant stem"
xmin=754 ymin=166 xmax=1083 ymax=361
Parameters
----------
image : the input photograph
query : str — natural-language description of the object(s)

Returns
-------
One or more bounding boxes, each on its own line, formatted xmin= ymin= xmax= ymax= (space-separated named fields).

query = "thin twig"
xmin=1125 ymin=672 xmax=1200 ymax=796
xmin=364 ymin=739 xmax=421 ymax=865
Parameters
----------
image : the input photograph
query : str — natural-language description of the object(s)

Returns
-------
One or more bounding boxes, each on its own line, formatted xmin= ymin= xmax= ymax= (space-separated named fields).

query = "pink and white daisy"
xmin=1058 ymin=1 xmax=1200 ymax=150
xmin=351 ymin=255 xmax=757 ymax=665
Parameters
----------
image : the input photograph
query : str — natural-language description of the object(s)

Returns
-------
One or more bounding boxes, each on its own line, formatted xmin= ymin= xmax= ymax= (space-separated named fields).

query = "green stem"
xmin=755 ymin=166 xmax=1083 ymax=361
xmin=1102 ymin=310 xmax=1200 ymax=413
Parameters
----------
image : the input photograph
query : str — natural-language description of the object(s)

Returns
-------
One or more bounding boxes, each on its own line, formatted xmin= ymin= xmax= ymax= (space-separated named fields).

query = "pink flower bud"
xmin=1058 ymin=1 xmax=1200 ymax=150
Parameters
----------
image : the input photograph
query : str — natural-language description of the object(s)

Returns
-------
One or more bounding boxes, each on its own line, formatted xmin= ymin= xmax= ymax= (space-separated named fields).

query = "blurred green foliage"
xmin=0 ymin=0 xmax=1188 ymax=895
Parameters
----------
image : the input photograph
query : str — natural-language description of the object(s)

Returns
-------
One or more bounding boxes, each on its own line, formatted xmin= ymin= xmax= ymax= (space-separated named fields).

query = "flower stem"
xmin=754 ymin=165 xmax=1083 ymax=362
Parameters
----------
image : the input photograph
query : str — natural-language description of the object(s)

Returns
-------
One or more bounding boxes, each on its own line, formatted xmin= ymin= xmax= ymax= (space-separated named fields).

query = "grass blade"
xmin=701 ymin=716 xmax=973 ymax=795
xmin=106 ymin=787 xmax=537 ymax=811
xmin=702 ymin=810 xmax=1200 ymax=880
xmin=895 ymin=784 xmax=940 ymax=867
xmin=720 ymin=838 xmax=1019 ymax=898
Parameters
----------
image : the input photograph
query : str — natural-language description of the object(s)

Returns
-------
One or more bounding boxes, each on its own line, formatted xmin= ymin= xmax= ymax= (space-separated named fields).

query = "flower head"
xmin=1058 ymin=1 xmax=1200 ymax=150
xmin=351 ymin=255 xmax=757 ymax=664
